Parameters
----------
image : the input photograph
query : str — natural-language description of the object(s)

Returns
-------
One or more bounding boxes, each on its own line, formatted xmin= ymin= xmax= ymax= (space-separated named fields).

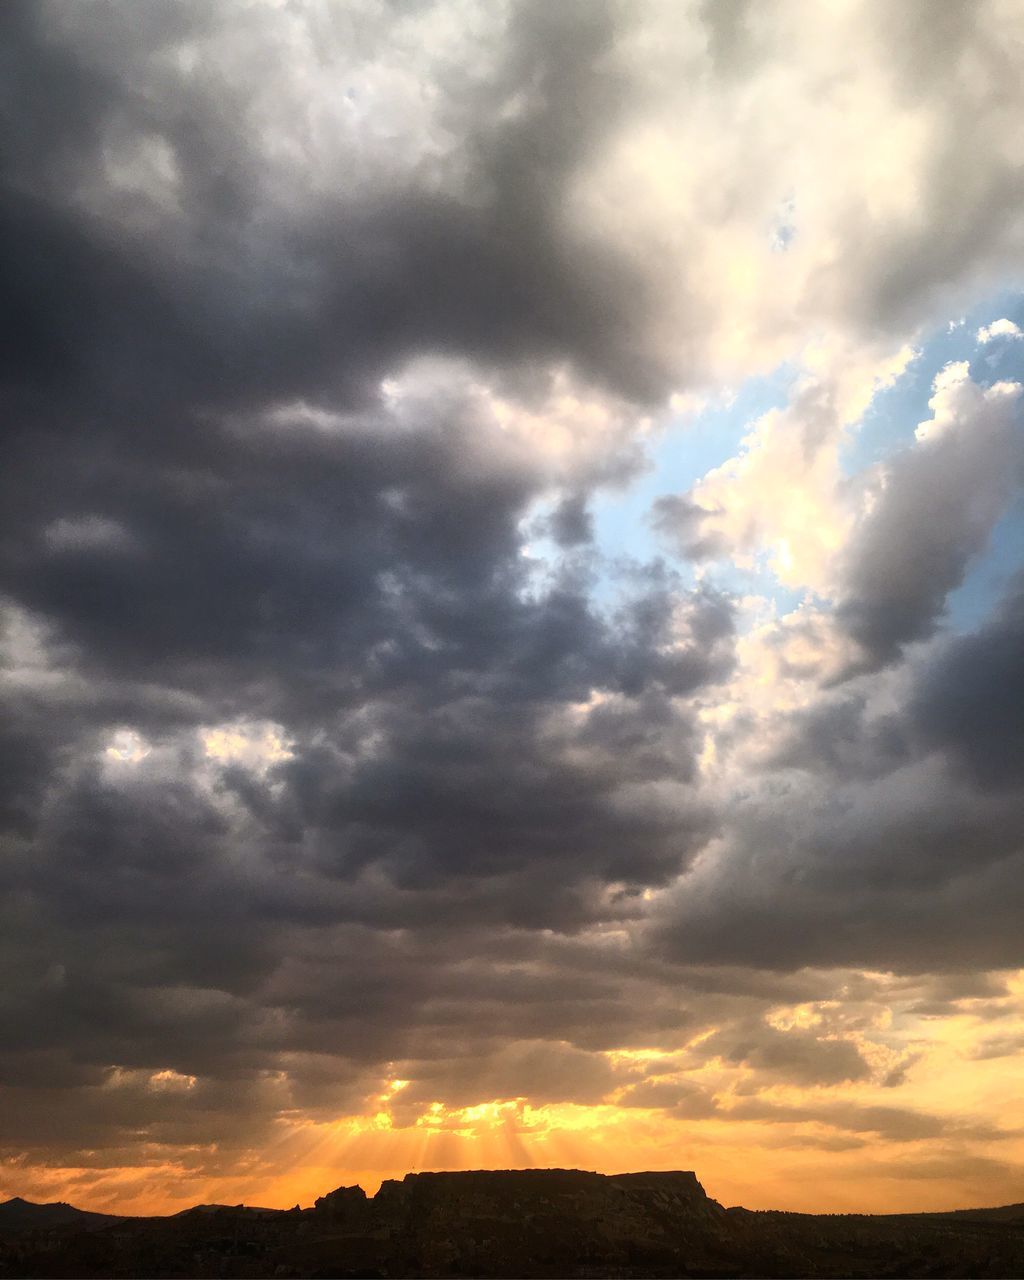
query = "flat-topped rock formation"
xmin=3 ymin=1169 xmax=1024 ymax=1277
xmin=309 ymin=1168 xmax=730 ymax=1275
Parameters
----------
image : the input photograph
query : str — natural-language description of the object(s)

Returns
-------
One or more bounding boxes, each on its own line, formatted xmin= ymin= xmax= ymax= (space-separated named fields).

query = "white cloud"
xmin=104 ymin=729 xmax=152 ymax=766
xmin=977 ymin=318 xmax=1023 ymax=343
xmin=659 ymin=342 xmax=917 ymax=594
xmin=200 ymin=722 xmax=294 ymax=771
xmin=567 ymin=1 xmax=1024 ymax=391
xmin=40 ymin=0 xmax=1024 ymax=404
xmin=914 ymin=359 xmax=1020 ymax=442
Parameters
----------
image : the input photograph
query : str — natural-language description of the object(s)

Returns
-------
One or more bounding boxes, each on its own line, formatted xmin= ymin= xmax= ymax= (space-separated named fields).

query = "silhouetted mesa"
xmin=3 ymin=1169 xmax=1024 ymax=1278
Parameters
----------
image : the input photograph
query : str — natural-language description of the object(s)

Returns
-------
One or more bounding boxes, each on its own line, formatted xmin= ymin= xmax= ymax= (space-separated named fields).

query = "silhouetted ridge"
xmin=3 ymin=1170 xmax=1024 ymax=1277
xmin=0 ymin=1197 xmax=120 ymax=1229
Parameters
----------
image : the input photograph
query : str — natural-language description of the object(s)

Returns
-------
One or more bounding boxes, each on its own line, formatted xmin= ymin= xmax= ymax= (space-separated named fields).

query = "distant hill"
xmin=171 ymin=1203 xmax=286 ymax=1219
xmin=947 ymin=1202 xmax=1024 ymax=1223
xmin=2 ymin=1169 xmax=1024 ymax=1277
xmin=0 ymin=1196 xmax=121 ymax=1230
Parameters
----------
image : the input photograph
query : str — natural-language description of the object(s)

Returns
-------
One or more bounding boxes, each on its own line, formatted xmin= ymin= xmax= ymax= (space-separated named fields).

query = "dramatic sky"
xmin=3 ymin=0 xmax=1024 ymax=1216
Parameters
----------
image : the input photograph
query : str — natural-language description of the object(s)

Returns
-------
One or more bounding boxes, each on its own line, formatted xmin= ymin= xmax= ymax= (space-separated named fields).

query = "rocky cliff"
xmin=307 ymin=1167 xmax=730 ymax=1275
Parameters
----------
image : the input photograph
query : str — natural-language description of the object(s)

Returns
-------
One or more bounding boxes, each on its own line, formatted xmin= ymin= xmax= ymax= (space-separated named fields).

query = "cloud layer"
xmin=1 ymin=0 xmax=1023 ymax=1214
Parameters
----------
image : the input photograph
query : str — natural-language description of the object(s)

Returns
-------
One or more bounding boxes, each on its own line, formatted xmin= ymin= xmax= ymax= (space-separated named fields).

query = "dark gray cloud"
xmin=650 ymin=494 xmax=730 ymax=562
xmin=835 ymin=367 xmax=1022 ymax=672
xmin=727 ymin=1098 xmax=1013 ymax=1146
xmin=547 ymin=492 xmax=594 ymax=548
xmin=0 ymin=0 xmax=743 ymax=1169
xmin=909 ymin=572 xmax=1024 ymax=789
xmin=654 ymin=774 xmax=1024 ymax=974
xmin=654 ymin=572 xmax=1024 ymax=973
xmin=2 ymin=0 xmax=1024 ymax=1191
xmin=764 ymin=694 xmax=909 ymax=780
xmin=698 ymin=1021 xmax=872 ymax=1086
xmin=0 ymin=0 xmax=672 ymax=423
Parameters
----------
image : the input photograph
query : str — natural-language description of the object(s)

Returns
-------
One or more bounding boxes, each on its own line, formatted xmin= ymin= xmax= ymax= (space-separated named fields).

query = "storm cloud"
xmin=1 ymin=0 xmax=1023 ymax=1214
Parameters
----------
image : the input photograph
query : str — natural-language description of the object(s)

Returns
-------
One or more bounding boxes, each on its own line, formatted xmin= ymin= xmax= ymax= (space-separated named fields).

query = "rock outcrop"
xmin=312 ymin=1184 xmax=367 ymax=1221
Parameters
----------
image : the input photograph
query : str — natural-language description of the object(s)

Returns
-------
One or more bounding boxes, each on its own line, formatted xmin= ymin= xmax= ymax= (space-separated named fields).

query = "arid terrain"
xmin=2 ymin=1168 xmax=1023 ymax=1278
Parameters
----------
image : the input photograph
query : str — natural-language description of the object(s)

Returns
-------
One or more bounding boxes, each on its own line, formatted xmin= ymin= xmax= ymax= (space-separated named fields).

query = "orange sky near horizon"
xmin=9 ymin=969 xmax=1023 ymax=1221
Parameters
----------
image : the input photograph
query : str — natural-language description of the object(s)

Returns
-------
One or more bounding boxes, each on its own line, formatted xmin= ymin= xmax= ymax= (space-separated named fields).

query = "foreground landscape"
xmin=2 ymin=1169 xmax=1023 ymax=1279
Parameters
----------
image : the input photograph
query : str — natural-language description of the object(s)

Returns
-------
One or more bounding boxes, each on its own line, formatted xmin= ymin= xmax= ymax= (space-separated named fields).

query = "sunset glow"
xmin=3 ymin=0 xmax=1024 ymax=1222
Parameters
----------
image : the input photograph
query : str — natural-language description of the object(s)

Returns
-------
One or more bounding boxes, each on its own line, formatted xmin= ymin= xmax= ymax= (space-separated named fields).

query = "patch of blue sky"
xmin=713 ymin=557 xmax=808 ymax=618
xmin=576 ymin=362 xmax=803 ymax=620
xmin=769 ymin=194 xmax=797 ymax=253
xmin=842 ymin=287 xmax=1024 ymax=475
xmin=587 ymin=362 xmax=799 ymax=594
xmin=527 ymin=287 xmax=1023 ymax=631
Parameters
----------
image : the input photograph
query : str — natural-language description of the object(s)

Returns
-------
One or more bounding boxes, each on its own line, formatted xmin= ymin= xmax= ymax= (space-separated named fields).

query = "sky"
xmin=2 ymin=0 xmax=1024 ymax=1217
